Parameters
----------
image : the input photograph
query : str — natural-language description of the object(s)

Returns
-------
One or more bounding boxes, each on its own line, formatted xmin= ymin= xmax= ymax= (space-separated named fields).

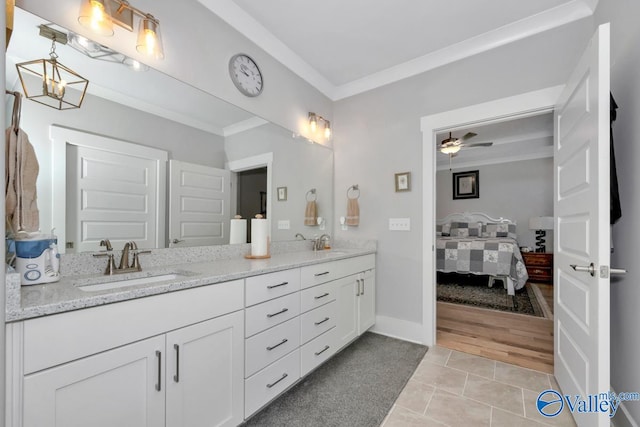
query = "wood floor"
xmin=436 ymin=284 xmax=554 ymax=373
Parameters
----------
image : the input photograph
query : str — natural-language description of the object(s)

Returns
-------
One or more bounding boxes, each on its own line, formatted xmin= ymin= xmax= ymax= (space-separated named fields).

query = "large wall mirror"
xmin=5 ymin=7 xmax=333 ymax=253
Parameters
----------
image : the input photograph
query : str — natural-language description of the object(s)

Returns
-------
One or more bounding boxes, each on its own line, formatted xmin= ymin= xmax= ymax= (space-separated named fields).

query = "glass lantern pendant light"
xmin=16 ymin=27 xmax=89 ymax=110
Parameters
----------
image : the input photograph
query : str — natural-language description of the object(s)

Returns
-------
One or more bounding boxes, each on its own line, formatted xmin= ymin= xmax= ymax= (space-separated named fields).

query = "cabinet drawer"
xmin=528 ymin=267 xmax=553 ymax=281
xmin=300 ymin=262 xmax=340 ymax=289
xmin=300 ymin=300 xmax=337 ymax=344
xmin=300 ymin=327 xmax=337 ymax=377
xmin=245 ymin=269 xmax=301 ymax=307
xmin=245 ymin=293 xmax=300 ymax=338
xmin=245 ymin=349 xmax=300 ymax=418
xmin=300 ymin=280 xmax=337 ymax=313
xmin=245 ymin=317 xmax=300 ymax=378
xmin=522 ymin=253 xmax=553 ymax=267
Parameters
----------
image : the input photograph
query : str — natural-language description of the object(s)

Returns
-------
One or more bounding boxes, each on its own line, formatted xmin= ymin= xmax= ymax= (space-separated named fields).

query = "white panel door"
xmin=67 ymin=145 xmax=160 ymax=252
xmin=169 ymin=160 xmax=231 ymax=247
xmin=165 ymin=311 xmax=244 ymax=427
xmin=554 ymin=23 xmax=610 ymax=427
xmin=23 ymin=335 xmax=165 ymax=427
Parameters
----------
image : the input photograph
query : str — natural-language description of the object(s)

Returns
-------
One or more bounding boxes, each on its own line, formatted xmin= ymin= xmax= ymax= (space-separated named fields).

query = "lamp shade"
xmin=529 ymin=216 xmax=554 ymax=230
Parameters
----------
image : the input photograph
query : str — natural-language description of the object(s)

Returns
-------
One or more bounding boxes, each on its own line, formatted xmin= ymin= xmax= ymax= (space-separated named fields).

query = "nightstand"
xmin=521 ymin=252 xmax=554 ymax=283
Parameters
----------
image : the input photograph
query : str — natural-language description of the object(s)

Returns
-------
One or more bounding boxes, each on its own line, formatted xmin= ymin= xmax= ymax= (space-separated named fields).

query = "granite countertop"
xmin=6 ymin=246 xmax=375 ymax=322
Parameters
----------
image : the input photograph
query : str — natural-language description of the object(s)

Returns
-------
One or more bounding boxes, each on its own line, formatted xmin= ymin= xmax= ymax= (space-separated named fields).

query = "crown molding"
xmin=199 ymin=1 xmax=593 ymax=101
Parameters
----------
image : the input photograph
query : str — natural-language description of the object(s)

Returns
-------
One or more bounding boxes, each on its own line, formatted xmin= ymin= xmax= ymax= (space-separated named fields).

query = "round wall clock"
xmin=229 ymin=53 xmax=264 ymax=97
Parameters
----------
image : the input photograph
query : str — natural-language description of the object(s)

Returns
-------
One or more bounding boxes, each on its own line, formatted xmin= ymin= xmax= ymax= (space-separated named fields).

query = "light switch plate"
xmin=389 ymin=218 xmax=410 ymax=231
xmin=277 ymin=220 xmax=290 ymax=230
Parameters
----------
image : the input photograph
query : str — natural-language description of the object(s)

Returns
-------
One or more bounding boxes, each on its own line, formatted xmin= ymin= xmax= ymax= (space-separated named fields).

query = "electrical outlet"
xmin=277 ymin=220 xmax=290 ymax=230
xmin=389 ymin=218 xmax=411 ymax=231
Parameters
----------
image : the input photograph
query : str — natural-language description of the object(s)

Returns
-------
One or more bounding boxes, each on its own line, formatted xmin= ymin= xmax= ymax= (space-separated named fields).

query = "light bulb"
xmin=324 ymin=122 xmax=331 ymax=139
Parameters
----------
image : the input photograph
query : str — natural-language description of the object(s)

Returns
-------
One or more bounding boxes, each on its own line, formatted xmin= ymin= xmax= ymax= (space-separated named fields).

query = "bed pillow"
xmin=436 ymin=223 xmax=450 ymax=236
xmin=483 ymin=222 xmax=517 ymax=240
xmin=449 ymin=221 xmax=482 ymax=237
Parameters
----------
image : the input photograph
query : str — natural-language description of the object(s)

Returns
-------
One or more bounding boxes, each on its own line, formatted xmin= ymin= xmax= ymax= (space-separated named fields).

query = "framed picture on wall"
xmin=394 ymin=172 xmax=411 ymax=192
xmin=452 ymin=170 xmax=479 ymax=199
xmin=277 ymin=186 xmax=287 ymax=201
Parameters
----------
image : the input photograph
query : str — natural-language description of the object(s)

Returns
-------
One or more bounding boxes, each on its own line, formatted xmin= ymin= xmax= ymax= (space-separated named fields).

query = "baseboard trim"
xmin=611 ymin=386 xmax=639 ymax=427
xmin=370 ymin=315 xmax=424 ymax=345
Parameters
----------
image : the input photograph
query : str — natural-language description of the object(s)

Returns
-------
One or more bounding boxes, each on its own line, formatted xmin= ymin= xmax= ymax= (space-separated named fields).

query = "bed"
xmin=436 ymin=212 xmax=529 ymax=297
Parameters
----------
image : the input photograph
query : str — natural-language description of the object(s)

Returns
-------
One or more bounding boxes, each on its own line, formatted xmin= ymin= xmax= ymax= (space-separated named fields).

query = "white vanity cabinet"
xmin=335 ymin=266 xmax=376 ymax=350
xmin=9 ymin=280 xmax=245 ymax=427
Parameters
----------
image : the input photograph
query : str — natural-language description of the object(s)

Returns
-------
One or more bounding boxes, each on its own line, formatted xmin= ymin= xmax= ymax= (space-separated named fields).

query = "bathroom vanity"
xmin=5 ymin=245 xmax=375 ymax=427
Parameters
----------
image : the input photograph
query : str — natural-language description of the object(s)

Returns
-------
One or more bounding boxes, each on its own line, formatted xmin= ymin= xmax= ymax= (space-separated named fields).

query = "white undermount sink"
xmin=76 ymin=272 xmax=189 ymax=292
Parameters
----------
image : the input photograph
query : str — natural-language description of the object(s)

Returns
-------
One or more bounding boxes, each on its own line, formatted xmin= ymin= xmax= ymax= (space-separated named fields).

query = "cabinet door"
xmin=166 ymin=310 xmax=244 ymax=427
xmin=358 ymin=269 xmax=376 ymax=334
xmin=335 ymin=275 xmax=358 ymax=350
xmin=23 ymin=335 xmax=166 ymax=427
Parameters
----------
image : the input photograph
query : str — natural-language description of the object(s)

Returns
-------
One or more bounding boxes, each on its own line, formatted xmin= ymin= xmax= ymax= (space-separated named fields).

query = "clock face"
xmin=229 ymin=54 xmax=263 ymax=97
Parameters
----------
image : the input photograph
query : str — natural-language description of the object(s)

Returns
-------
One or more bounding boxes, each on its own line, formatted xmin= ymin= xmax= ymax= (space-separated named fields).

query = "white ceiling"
xmin=200 ymin=0 xmax=597 ymax=100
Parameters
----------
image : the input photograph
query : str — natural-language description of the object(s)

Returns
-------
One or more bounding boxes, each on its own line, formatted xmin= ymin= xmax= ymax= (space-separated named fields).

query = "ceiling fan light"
xmin=440 ymin=145 xmax=461 ymax=155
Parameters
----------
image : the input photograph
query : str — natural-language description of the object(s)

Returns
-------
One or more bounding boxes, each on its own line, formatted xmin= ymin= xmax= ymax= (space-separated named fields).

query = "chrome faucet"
xmin=295 ymin=233 xmax=306 ymax=240
xmin=312 ymin=234 xmax=331 ymax=251
xmin=93 ymin=240 xmax=151 ymax=275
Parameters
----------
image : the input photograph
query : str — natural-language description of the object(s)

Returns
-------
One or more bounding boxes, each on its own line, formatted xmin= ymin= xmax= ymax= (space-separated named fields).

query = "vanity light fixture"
xmin=16 ymin=26 xmax=89 ymax=110
xmin=78 ymin=0 xmax=164 ymax=60
xmin=308 ymin=112 xmax=331 ymax=139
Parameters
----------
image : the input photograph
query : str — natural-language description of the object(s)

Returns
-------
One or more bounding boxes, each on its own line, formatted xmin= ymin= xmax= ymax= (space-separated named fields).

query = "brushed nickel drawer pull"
xmin=314 ymin=292 xmax=330 ymax=300
xmin=267 ymin=281 xmax=289 ymax=289
xmin=315 ymin=345 xmax=330 ymax=356
xmin=173 ymin=344 xmax=180 ymax=383
xmin=314 ymin=271 xmax=330 ymax=277
xmin=266 ymin=373 xmax=288 ymax=389
xmin=314 ymin=317 xmax=330 ymax=326
xmin=155 ymin=350 xmax=162 ymax=392
xmin=267 ymin=308 xmax=289 ymax=318
xmin=266 ymin=338 xmax=288 ymax=351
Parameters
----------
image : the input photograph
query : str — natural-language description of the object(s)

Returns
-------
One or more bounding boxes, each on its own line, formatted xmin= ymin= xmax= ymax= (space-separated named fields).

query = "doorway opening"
xmin=236 ymin=167 xmax=267 ymax=242
xmin=420 ymin=86 xmax=563 ymax=372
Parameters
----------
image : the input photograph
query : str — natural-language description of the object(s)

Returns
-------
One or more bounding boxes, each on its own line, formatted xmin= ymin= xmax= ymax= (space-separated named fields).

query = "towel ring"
xmin=347 ymin=185 xmax=360 ymax=200
xmin=306 ymin=188 xmax=317 ymax=202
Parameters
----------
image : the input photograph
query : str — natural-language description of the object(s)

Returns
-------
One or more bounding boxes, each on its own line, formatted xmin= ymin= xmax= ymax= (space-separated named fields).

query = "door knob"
xmin=171 ymin=239 xmax=184 ymax=244
xmin=610 ymin=267 xmax=627 ymax=276
xmin=570 ymin=263 xmax=595 ymax=277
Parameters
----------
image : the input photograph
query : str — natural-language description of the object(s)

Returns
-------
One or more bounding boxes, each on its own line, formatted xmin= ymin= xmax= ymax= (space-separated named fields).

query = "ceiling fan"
xmin=439 ymin=132 xmax=493 ymax=155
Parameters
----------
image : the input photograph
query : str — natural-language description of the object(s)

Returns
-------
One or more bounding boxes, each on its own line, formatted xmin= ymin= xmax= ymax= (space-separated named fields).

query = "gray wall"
xmin=333 ymin=19 xmax=592 ymax=326
xmin=595 ymin=1 xmax=640 ymax=425
xmin=436 ymin=157 xmax=554 ymax=250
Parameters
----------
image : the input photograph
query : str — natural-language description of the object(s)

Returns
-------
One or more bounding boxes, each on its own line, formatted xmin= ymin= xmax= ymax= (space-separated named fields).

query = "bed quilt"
xmin=436 ymin=237 xmax=529 ymax=290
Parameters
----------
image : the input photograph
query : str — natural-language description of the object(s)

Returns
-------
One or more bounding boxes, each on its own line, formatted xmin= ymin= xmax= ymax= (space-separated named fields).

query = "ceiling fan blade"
xmin=462 ymin=142 xmax=493 ymax=148
xmin=461 ymin=132 xmax=477 ymax=141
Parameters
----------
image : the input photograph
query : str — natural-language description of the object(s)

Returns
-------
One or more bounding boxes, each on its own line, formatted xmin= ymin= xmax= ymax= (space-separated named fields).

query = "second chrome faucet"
xmin=94 ymin=239 xmax=151 ymax=275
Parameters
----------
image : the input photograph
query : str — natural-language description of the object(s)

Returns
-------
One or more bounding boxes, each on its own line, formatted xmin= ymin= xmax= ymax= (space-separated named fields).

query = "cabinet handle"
xmin=314 ymin=271 xmax=330 ymax=277
xmin=155 ymin=350 xmax=162 ymax=391
xmin=267 ymin=281 xmax=289 ymax=289
xmin=266 ymin=373 xmax=288 ymax=389
xmin=314 ymin=317 xmax=330 ymax=326
xmin=267 ymin=308 xmax=289 ymax=318
xmin=266 ymin=338 xmax=288 ymax=351
xmin=173 ymin=344 xmax=180 ymax=383
xmin=356 ymin=279 xmax=361 ymax=296
xmin=315 ymin=345 xmax=330 ymax=356
xmin=361 ymin=278 xmax=365 ymax=296
xmin=314 ymin=292 xmax=330 ymax=300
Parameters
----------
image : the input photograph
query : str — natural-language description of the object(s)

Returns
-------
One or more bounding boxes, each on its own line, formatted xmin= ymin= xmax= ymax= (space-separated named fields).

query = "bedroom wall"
xmin=594 ymin=1 xmax=640 ymax=426
xmin=435 ymin=157 xmax=554 ymax=250
xmin=333 ymin=18 xmax=593 ymax=337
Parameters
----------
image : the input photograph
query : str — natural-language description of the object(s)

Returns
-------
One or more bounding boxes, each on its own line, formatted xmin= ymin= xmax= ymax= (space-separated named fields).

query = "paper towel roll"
xmin=229 ymin=218 xmax=247 ymax=244
xmin=251 ymin=216 xmax=269 ymax=256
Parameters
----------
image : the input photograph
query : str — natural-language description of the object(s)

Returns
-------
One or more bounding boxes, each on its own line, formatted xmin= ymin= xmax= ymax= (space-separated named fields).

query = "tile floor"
xmin=382 ymin=346 xmax=577 ymax=427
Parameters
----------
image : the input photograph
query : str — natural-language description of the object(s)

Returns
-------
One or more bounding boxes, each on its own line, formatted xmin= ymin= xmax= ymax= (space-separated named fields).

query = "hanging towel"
xmin=5 ymin=127 xmax=40 ymax=234
xmin=346 ymin=197 xmax=359 ymax=226
xmin=610 ymin=93 xmax=622 ymax=225
xmin=304 ymin=200 xmax=317 ymax=226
